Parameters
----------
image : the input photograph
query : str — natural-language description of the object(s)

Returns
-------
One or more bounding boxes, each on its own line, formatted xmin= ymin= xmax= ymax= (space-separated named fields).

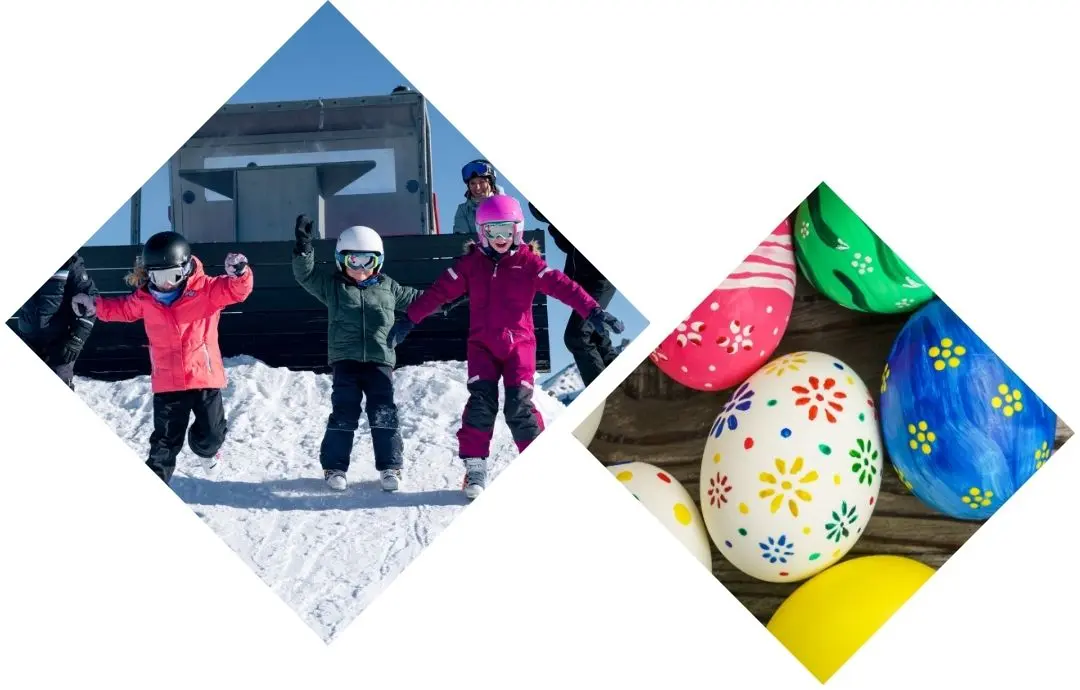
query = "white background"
xmin=1 ymin=1 xmax=1077 ymax=688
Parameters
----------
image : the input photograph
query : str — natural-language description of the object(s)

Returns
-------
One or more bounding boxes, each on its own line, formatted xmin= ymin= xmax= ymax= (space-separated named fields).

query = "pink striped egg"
xmin=650 ymin=220 xmax=797 ymax=392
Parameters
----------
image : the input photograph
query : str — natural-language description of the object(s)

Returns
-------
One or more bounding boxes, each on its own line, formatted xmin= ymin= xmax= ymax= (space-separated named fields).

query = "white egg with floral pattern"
xmin=700 ymin=351 xmax=882 ymax=583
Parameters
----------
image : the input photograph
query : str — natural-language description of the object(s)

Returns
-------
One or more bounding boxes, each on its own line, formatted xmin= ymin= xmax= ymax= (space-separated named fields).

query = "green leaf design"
xmin=805 ymin=186 xmax=848 ymax=251
xmin=833 ymin=269 xmax=873 ymax=313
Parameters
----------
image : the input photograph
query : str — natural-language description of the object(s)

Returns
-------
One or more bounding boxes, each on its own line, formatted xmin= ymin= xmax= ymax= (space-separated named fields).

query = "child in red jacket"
xmin=72 ymin=231 xmax=254 ymax=485
xmin=388 ymin=195 xmax=624 ymax=499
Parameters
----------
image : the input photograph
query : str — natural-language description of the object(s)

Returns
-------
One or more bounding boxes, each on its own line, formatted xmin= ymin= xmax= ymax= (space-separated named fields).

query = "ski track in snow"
xmin=77 ymin=355 xmax=565 ymax=642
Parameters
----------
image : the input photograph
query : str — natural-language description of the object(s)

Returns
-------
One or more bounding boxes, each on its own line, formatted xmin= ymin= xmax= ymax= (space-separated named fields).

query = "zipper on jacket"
xmin=203 ymin=343 xmax=212 ymax=374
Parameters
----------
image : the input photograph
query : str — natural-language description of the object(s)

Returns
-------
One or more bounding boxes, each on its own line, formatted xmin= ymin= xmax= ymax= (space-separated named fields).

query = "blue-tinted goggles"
xmin=337 ymin=251 xmax=382 ymax=271
xmin=462 ymin=160 xmax=494 ymax=182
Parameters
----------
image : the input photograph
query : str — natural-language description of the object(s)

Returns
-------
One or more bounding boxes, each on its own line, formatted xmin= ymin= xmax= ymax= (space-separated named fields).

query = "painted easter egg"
xmin=649 ymin=220 xmax=797 ymax=392
xmin=767 ymin=555 xmax=936 ymax=683
xmin=700 ymin=351 xmax=882 ymax=583
xmin=879 ymin=298 xmax=1057 ymax=521
xmin=572 ymin=398 xmax=605 ymax=448
xmin=794 ymin=182 xmax=934 ymax=314
xmin=608 ymin=461 xmax=713 ymax=569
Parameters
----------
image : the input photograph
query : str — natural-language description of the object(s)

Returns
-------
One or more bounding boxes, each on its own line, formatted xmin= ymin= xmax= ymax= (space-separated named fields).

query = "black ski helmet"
xmin=142 ymin=231 xmax=192 ymax=270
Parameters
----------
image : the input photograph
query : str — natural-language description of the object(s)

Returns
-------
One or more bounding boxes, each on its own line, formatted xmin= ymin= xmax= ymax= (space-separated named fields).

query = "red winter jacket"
xmin=407 ymin=240 xmax=599 ymax=356
xmin=93 ymin=257 xmax=254 ymax=394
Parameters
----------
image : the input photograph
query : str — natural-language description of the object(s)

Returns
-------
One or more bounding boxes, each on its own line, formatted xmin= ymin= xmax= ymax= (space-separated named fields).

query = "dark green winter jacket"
xmin=292 ymin=249 xmax=421 ymax=368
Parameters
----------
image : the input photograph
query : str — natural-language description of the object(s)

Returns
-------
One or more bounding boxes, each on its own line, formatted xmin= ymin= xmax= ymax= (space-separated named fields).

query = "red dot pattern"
xmin=744 ymin=437 xmax=755 ymax=450
xmin=657 ymin=472 xmax=672 ymax=483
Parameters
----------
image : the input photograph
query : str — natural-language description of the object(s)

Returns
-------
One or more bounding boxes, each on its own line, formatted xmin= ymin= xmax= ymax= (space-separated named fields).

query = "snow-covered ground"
xmin=74 ymin=356 xmax=564 ymax=642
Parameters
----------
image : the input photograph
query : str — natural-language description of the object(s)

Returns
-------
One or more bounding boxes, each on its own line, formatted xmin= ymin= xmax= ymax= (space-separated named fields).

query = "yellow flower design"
xmin=762 ymin=352 xmax=809 ymax=377
xmin=990 ymin=384 xmax=1024 ymax=417
xmin=961 ymin=487 xmax=993 ymax=509
xmin=881 ymin=363 xmax=891 ymax=394
xmin=894 ymin=466 xmax=914 ymax=492
xmin=759 ymin=456 xmax=819 ymax=517
xmin=907 ymin=420 xmax=936 ymax=455
xmin=928 ymin=338 xmax=966 ymax=371
xmin=1035 ymin=441 xmax=1051 ymax=470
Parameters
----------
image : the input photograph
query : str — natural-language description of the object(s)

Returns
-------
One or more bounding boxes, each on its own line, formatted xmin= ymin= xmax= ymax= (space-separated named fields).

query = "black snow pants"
xmin=147 ymin=388 xmax=228 ymax=484
xmin=319 ymin=360 xmax=403 ymax=473
xmin=564 ymin=277 xmax=618 ymax=387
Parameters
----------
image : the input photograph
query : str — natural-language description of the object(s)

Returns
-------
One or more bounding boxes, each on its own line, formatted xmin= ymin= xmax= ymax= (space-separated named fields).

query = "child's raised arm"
xmin=204 ymin=253 xmax=254 ymax=310
xmin=405 ymin=261 xmax=468 ymax=326
xmin=388 ymin=261 xmax=469 ymax=350
xmin=535 ymin=261 xmax=599 ymax=320
xmin=535 ymin=260 xmax=626 ymax=336
xmin=291 ymin=215 xmax=333 ymax=306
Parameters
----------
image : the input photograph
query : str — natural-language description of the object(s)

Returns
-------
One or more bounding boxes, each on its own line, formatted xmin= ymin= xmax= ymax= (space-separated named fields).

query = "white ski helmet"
xmin=337 ymin=225 xmax=384 ymax=254
xmin=336 ymin=225 xmax=385 ymax=274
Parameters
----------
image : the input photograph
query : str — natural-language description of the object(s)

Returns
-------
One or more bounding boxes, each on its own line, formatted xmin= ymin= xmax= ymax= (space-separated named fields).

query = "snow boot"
xmin=325 ymin=469 xmax=348 ymax=491
xmin=462 ymin=457 xmax=488 ymax=500
xmin=198 ymin=452 xmax=220 ymax=473
xmin=380 ymin=468 xmax=402 ymax=492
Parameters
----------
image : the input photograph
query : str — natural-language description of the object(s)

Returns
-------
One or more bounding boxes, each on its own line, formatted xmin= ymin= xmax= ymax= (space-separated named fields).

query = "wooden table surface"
xmin=585 ymin=277 xmax=1074 ymax=625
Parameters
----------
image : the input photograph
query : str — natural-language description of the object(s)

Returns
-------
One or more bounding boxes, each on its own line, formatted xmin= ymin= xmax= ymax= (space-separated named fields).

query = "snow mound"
xmin=74 ymin=356 xmax=564 ymax=642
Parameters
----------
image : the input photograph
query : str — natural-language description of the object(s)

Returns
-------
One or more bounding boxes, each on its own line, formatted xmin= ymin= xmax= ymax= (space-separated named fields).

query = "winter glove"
xmin=294 ymin=214 xmax=315 ymax=254
xmin=72 ymin=293 xmax=97 ymax=318
xmin=588 ymin=307 xmax=625 ymax=335
xmin=386 ymin=319 xmax=415 ymax=350
xmin=59 ymin=335 xmax=85 ymax=364
xmin=225 ymin=252 xmax=249 ymax=277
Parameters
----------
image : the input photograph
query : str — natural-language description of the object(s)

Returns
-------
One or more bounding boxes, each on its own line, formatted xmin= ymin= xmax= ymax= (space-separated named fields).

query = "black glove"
xmin=294 ymin=214 xmax=315 ymax=254
xmin=387 ymin=319 xmax=415 ymax=349
xmin=588 ymin=307 xmax=624 ymax=335
xmin=59 ymin=336 xmax=84 ymax=364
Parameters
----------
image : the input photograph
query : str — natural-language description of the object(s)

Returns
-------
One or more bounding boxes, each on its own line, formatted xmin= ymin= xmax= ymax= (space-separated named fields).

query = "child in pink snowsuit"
xmin=389 ymin=195 xmax=624 ymax=499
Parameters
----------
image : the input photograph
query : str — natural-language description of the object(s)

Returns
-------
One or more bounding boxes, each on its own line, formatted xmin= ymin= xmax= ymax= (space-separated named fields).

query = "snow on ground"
xmin=542 ymin=362 xmax=585 ymax=404
xmin=75 ymin=356 xmax=564 ymax=642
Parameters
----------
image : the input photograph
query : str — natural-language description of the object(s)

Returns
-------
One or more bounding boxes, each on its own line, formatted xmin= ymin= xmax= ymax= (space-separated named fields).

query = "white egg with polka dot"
xmin=607 ymin=461 xmax=713 ymax=570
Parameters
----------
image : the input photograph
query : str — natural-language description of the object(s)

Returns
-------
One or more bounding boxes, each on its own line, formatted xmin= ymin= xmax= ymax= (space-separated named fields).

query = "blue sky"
xmin=86 ymin=2 xmax=645 ymax=376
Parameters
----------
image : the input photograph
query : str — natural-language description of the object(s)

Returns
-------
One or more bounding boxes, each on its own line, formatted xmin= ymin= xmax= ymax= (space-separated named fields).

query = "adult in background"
xmin=15 ymin=253 xmax=99 ymax=390
xmin=528 ymin=202 xmax=619 ymax=386
xmin=453 ymin=159 xmax=504 ymax=235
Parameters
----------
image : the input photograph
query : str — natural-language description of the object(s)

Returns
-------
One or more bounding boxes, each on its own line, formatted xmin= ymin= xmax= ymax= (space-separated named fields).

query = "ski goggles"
xmin=480 ymin=222 xmax=518 ymax=242
xmin=461 ymin=160 xmax=494 ymax=182
xmin=148 ymin=263 xmax=190 ymax=289
xmin=336 ymin=251 xmax=382 ymax=272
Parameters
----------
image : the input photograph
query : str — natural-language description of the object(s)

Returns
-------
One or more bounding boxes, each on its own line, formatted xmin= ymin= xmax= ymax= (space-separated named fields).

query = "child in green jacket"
xmin=292 ymin=215 xmax=420 ymax=492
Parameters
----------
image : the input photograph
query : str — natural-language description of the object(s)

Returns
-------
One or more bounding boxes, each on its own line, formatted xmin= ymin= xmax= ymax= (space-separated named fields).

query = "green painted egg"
xmin=793 ymin=183 xmax=934 ymax=314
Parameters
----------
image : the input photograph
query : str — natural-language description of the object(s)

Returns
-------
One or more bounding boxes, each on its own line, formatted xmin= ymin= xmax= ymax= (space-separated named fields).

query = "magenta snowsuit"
xmin=407 ymin=240 xmax=600 ymax=458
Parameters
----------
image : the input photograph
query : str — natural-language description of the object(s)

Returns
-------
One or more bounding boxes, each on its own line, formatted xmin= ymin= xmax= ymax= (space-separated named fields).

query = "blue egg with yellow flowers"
xmin=878 ymin=298 xmax=1057 ymax=520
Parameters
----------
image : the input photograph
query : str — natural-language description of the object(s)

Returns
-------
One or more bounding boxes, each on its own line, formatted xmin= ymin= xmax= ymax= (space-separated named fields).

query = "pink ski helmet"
xmin=475 ymin=194 xmax=525 ymax=248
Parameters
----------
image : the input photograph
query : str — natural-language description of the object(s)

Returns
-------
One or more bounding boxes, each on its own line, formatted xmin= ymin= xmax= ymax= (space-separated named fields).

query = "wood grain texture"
xmin=586 ymin=281 xmax=1074 ymax=625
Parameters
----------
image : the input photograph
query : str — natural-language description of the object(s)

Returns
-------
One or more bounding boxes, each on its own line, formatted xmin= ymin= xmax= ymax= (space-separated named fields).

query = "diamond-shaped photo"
xmin=5 ymin=4 xmax=644 ymax=642
xmin=575 ymin=181 xmax=1072 ymax=683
